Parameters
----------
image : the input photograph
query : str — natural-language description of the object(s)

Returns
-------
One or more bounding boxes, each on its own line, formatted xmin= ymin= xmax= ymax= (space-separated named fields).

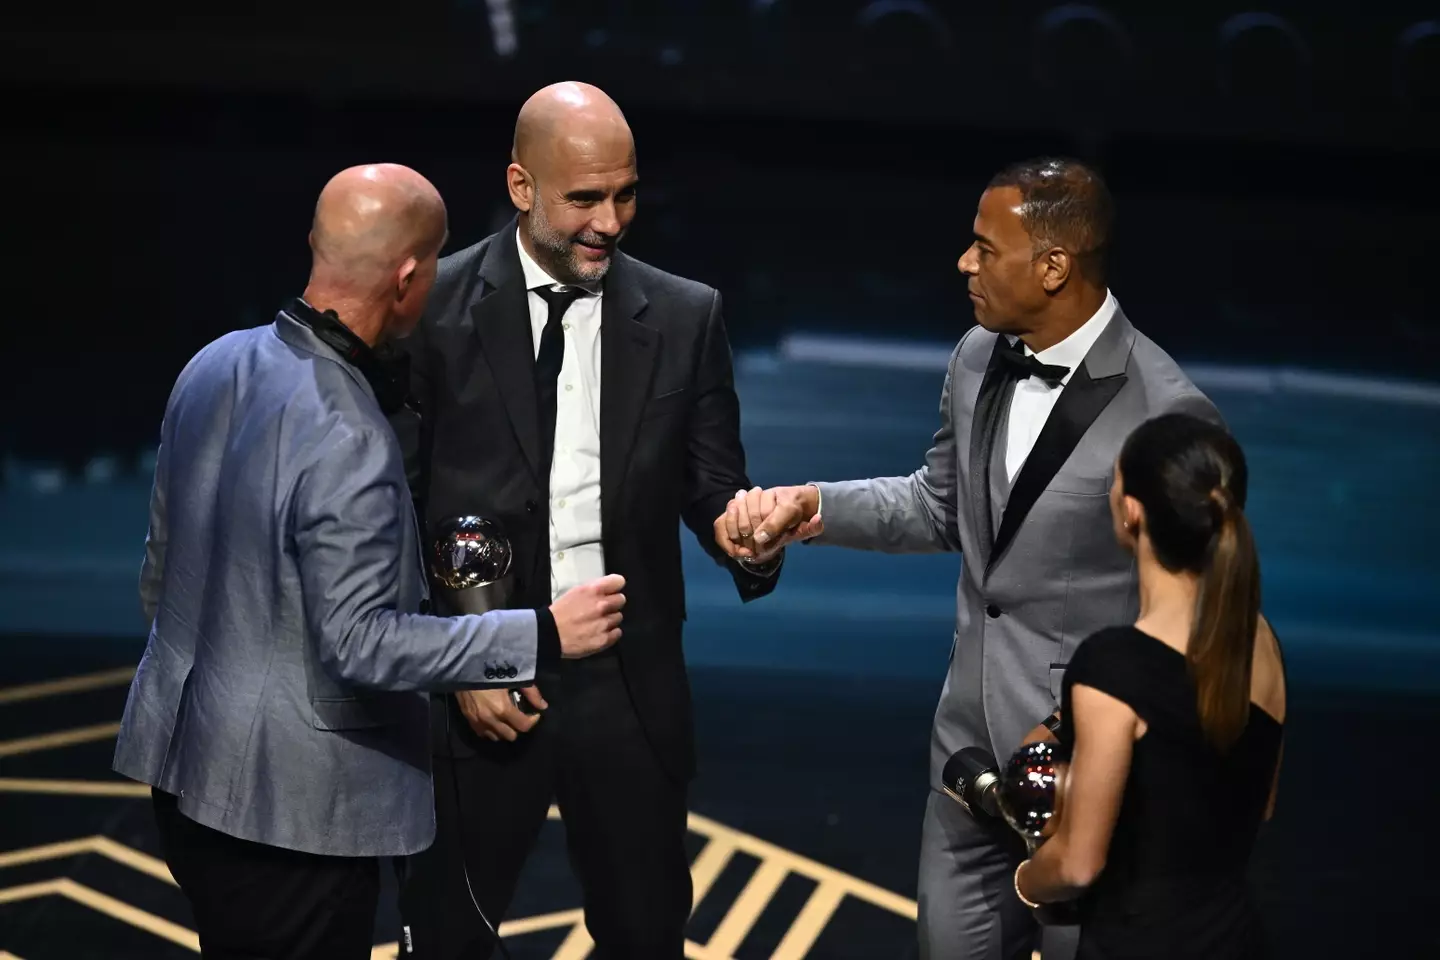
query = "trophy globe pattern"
xmin=429 ymin=516 xmax=513 ymax=590
xmin=997 ymin=740 xmax=1067 ymax=848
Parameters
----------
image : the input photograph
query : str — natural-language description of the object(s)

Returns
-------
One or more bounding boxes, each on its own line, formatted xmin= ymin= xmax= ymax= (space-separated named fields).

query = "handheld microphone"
xmin=941 ymin=747 xmax=1005 ymax=820
xmin=942 ymin=738 xmax=1076 ymax=925
xmin=942 ymin=741 xmax=1071 ymax=848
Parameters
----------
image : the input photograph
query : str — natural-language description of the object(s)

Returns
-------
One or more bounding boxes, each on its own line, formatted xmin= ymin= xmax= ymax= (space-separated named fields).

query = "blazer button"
xmin=506 ymin=666 xmax=518 ymax=679
xmin=484 ymin=668 xmax=496 ymax=680
xmin=986 ymin=603 xmax=1002 ymax=619
xmin=525 ymin=499 xmax=538 ymax=514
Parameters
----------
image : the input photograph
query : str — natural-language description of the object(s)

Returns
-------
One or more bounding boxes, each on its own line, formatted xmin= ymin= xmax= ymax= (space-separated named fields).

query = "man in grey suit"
xmin=715 ymin=158 xmax=1220 ymax=959
xmin=113 ymin=162 xmax=626 ymax=960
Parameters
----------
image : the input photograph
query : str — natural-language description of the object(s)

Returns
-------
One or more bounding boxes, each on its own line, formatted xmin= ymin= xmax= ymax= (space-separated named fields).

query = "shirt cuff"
xmin=533 ymin=606 xmax=561 ymax=664
xmin=804 ymin=482 xmax=823 ymax=543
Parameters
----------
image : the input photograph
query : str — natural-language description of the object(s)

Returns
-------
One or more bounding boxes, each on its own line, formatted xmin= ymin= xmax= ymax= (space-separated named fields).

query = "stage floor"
xmin=1 ymin=635 xmax=1434 ymax=959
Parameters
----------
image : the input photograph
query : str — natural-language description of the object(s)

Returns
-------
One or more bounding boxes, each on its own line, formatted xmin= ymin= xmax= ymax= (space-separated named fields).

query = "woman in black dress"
xmin=1013 ymin=413 xmax=1286 ymax=958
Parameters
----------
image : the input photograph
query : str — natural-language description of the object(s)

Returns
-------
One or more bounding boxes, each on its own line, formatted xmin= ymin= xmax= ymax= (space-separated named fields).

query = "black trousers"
xmin=152 ymin=789 xmax=380 ymax=960
xmin=397 ymin=652 xmax=692 ymax=959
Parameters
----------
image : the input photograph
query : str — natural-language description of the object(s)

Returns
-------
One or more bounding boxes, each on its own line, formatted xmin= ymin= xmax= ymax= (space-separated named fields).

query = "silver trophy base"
xmin=436 ymin=578 xmax=513 ymax=617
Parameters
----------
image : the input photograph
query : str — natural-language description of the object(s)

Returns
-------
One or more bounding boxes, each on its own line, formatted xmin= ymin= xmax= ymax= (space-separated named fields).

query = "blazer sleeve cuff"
xmin=534 ymin=606 xmax=561 ymax=664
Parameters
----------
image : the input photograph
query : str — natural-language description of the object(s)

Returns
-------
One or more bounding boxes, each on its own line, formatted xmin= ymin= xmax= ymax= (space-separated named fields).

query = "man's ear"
xmin=506 ymin=163 xmax=533 ymax=213
xmin=397 ymin=257 xmax=418 ymax=299
xmin=1040 ymin=247 xmax=1071 ymax=293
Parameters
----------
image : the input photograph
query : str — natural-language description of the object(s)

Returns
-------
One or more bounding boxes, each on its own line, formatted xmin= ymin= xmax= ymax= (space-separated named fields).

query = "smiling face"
xmin=509 ymin=125 xmax=637 ymax=285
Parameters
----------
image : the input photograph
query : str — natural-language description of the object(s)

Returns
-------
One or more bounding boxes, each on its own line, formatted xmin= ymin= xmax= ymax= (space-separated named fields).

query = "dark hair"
xmin=1118 ymin=413 xmax=1260 ymax=752
xmin=987 ymin=157 xmax=1114 ymax=284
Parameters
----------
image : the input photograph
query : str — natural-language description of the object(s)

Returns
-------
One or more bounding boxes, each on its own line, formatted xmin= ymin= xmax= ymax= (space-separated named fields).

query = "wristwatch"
xmin=736 ymin=551 xmax=783 ymax=576
xmin=1041 ymin=711 xmax=1064 ymax=737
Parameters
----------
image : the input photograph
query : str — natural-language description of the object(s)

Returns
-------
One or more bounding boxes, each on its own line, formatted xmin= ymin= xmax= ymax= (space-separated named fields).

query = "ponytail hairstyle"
xmin=1118 ymin=414 xmax=1261 ymax=751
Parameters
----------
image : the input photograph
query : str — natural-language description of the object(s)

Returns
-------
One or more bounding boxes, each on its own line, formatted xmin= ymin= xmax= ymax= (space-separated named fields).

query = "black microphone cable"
xmin=443 ymin=704 xmax=514 ymax=960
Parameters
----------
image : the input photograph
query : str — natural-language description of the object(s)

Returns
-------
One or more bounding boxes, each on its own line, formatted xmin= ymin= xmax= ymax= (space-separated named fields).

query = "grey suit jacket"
xmin=812 ymin=307 xmax=1220 ymax=791
xmin=113 ymin=312 xmax=542 ymax=857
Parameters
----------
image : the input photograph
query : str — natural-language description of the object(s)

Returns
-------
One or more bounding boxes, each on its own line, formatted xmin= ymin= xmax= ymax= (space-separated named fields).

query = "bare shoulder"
xmin=1252 ymin=614 xmax=1287 ymax=724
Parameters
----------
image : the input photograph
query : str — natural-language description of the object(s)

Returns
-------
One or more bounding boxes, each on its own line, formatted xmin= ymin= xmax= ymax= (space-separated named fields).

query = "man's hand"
xmin=457 ymin=685 xmax=547 ymax=742
xmin=714 ymin=485 xmax=824 ymax=561
xmin=550 ymin=573 xmax=625 ymax=658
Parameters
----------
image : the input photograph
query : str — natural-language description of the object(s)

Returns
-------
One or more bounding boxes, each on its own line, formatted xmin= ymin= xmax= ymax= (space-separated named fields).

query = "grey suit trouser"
xmin=918 ymin=791 xmax=1079 ymax=960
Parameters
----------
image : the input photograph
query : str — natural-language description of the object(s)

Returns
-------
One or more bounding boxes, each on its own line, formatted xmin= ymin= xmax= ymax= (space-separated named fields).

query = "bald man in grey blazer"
xmin=716 ymin=158 xmax=1221 ymax=960
xmin=114 ymin=163 xmax=626 ymax=960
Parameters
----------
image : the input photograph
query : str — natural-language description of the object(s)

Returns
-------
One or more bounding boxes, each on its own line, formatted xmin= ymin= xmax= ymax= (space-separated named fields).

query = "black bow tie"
xmin=999 ymin=339 xmax=1070 ymax=387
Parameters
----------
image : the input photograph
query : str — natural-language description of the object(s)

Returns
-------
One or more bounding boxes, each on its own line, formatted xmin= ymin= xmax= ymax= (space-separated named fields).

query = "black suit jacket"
xmin=392 ymin=221 xmax=780 ymax=781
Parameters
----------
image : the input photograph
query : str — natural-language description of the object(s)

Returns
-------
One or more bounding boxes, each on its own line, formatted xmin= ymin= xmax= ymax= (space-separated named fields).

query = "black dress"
xmin=1058 ymin=626 xmax=1283 ymax=960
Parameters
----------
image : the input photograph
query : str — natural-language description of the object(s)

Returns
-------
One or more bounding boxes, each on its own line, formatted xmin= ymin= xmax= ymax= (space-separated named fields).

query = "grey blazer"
xmin=113 ymin=312 xmax=542 ymax=858
xmin=812 ymin=307 xmax=1221 ymax=790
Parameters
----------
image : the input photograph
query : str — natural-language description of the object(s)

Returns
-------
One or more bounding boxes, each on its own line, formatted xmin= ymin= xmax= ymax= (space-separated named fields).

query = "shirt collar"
xmin=515 ymin=228 xmax=603 ymax=297
xmin=1011 ymin=289 xmax=1118 ymax=382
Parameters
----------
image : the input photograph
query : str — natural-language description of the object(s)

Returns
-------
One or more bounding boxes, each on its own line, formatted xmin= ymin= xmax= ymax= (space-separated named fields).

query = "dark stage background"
xmin=1 ymin=5 xmax=1438 ymax=959
xmin=4 ymin=1 xmax=1439 ymax=469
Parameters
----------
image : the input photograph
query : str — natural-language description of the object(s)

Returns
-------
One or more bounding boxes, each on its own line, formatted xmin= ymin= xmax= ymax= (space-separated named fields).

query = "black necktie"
xmin=531 ymin=285 xmax=587 ymax=474
xmin=997 ymin=338 xmax=1070 ymax=387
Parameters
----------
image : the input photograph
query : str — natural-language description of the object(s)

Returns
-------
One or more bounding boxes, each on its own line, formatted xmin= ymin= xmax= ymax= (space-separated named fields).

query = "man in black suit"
xmin=392 ymin=81 xmax=782 ymax=959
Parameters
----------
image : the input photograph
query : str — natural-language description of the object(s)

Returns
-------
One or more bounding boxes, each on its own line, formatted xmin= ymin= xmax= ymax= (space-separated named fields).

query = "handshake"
xmin=711 ymin=484 xmax=827 ymax=564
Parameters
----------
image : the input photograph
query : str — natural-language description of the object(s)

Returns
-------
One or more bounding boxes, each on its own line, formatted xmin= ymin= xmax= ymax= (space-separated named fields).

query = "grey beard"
xmin=526 ymin=207 xmax=612 ymax=285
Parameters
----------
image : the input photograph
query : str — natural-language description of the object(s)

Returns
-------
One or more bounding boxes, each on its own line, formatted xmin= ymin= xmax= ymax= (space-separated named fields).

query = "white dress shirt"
xmin=1002 ymin=290 xmax=1118 ymax=482
xmin=516 ymin=231 xmax=607 ymax=602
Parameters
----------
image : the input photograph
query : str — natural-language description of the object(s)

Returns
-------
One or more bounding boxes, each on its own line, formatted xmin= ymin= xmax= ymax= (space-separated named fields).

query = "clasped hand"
xmin=457 ymin=686 xmax=546 ymax=742
xmin=712 ymin=484 xmax=825 ymax=563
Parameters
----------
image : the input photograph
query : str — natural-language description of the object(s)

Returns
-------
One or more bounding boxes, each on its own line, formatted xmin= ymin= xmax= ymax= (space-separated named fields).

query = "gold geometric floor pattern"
xmin=0 ymin=667 xmax=937 ymax=960
xmin=0 ymin=813 xmax=916 ymax=960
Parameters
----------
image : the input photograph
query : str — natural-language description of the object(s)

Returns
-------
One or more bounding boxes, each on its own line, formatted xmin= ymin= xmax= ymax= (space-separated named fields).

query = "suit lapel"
xmin=469 ymin=227 xmax=544 ymax=483
xmin=986 ymin=311 xmax=1135 ymax=574
xmin=968 ymin=337 xmax=1013 ymax=568
xmin=599 ymin=254 xmax=656 ymax=524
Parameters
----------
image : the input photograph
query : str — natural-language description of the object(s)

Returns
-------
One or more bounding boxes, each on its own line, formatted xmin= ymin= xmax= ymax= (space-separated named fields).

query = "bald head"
xmin=309 ymin=163 xmax=447 ymax=293
xmin=302 ymin=163 xmax=448 ymax=345
xmin=512 ymin=82 xmax=633 ymax=177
